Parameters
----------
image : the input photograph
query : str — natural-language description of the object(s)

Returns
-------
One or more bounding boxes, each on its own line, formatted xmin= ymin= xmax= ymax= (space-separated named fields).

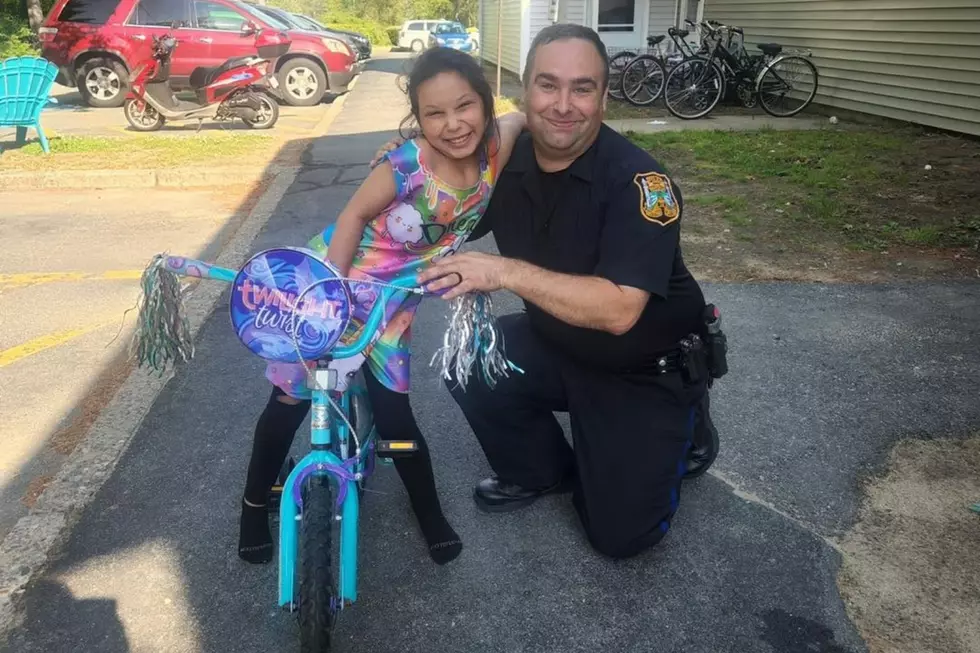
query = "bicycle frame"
xmin=160 ymin=253 xmax=418 ymax=609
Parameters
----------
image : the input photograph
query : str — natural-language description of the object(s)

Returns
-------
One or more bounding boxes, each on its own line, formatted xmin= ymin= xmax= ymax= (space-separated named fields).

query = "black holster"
xmin=702 ymin=304 xmax=729 ymax=382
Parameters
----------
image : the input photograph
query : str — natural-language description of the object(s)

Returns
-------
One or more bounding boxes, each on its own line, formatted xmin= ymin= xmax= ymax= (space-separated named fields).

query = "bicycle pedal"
xmin=376 ymin=440 xmax=418 ymax=458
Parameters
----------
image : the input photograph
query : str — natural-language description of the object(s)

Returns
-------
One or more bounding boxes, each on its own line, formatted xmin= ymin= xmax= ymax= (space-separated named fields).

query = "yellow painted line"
xmin=0 ymin=270 xmax=142 ymax=290
xmin=0 ymin=321 xmax=113 ymax=369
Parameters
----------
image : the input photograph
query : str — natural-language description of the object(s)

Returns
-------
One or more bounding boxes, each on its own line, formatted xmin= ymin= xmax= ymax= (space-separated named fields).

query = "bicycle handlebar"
xmin=161 ymin=254 xmax=442 ymax=362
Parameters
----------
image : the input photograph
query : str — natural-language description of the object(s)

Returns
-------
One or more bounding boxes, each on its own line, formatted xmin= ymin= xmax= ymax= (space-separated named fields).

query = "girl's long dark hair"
xmin=399 ymin=47 xmax=498 ymax=161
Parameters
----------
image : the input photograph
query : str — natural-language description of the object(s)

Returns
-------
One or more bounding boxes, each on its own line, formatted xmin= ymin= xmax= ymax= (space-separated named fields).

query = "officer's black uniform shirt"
xmin=470 ymin=124 xmax=705 ymax=373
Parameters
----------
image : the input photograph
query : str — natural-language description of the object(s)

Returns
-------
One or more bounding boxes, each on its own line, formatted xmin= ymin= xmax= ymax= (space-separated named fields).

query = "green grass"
xmin=1 ymin=133 xmax=277 ymax=171
xmin=627 ymin=128 xmax=980 ymax=253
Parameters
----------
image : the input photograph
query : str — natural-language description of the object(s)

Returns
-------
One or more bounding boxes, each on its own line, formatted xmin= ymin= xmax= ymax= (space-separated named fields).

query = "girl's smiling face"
xmin=416 ymin=71 xmax=487 ymax=161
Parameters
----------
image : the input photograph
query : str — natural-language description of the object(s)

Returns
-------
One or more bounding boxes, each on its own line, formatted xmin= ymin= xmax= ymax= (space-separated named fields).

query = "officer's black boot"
xmin=685 ymin=392 xmax=719 ymax=479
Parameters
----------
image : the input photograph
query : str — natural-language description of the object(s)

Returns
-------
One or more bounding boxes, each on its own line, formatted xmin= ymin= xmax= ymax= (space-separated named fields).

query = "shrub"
xmin=319 ymin=13 xmax=395 ymax=46
xmin=0 ymin=14 xmax=39 ymax=59
xmin=386 ymin=26 xmax=399 ymax=45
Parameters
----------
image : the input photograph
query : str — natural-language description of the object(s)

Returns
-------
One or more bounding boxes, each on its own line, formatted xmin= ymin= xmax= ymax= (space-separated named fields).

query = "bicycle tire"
xmin=608 ymin=50 xmax=636 ymax=101
xmin=664 ymin=56 xmax=724 ymax=120
xmin=757 ymin=56 xmax=819 ymax=118
xmin=621 ymin=54 xmax=666 ymax=107
xmin=298 ymin=475 xmax=337 ymax=653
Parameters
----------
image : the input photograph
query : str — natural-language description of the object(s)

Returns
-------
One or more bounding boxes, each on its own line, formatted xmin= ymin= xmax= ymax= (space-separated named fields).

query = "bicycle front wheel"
xmin=757 ymin=55 xmax=819 ymax=118
xmin=299 ymin=476 xmax=338 ymax=652
xmin=622 ymin=54 xmax=666 ymax=106
xmin=664 ymin=56 xmax=724 ymax=120
xmin=608 ymin=50 xmax=636 ymax=100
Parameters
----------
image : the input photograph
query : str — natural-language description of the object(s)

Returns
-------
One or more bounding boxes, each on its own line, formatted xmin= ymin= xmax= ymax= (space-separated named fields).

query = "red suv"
xmin=39 ymin=0 xmax=359 ymax=108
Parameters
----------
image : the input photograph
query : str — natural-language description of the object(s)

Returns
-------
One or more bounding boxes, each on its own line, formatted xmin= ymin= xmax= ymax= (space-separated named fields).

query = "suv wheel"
xmin=278 ymin=58 xmax=326 ymax=107
xmin=410 ymin=39 xmax=424 ymax=53
xmin=77 ymin=57 xmax=129 ymax=108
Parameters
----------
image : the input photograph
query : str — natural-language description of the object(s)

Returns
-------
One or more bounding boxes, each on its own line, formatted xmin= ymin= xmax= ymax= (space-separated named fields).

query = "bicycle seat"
xmin=675 ymin=28 xmax=690 ymax=38
xmin=646 ymin=35 xmax=666 ymax=46
xmin=757 ymin=43 xmax=783 ymax=56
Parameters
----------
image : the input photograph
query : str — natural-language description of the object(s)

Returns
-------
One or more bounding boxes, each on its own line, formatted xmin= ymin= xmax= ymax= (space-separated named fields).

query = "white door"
xmin=591 ymin=0 xmax=647 ymax=50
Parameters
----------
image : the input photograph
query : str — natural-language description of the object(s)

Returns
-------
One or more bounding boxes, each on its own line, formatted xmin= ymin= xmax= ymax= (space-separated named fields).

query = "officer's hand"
xmin=418 ymin=252 xmax=509 ymax=300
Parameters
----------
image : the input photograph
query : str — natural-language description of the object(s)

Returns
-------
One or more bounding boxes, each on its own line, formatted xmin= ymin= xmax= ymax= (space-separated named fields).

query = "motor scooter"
xmin=123 ymin=29 xmax=290 ymax=132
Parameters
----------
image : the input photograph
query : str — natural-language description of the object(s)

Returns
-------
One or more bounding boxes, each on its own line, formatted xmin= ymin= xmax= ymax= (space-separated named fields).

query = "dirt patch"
xmin=629 ymin=129 xmax=980 ymax=282
xmin=837 ymin=436 xmax=980 ymax=653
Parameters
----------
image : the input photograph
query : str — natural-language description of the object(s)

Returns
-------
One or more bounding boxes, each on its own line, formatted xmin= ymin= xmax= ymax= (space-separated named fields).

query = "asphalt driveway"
xmin=4 ymin=53 xmax=980 ymax=653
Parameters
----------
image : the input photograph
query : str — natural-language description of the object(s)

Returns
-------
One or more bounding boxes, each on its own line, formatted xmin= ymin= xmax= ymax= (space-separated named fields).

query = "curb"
xmin=0 ymin=74 xmax=354 ymax=643
xmin=0 ymin=166 xmax=282 ymax=190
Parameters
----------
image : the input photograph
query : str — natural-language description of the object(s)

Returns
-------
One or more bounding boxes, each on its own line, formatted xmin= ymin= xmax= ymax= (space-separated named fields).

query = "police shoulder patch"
xmin=633 ymin=171 xmax=680 ymax=225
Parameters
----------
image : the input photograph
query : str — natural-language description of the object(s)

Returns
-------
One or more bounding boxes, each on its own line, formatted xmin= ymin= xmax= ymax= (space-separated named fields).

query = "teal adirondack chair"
xmin=0 ymin=56 xmax=59 ymax=153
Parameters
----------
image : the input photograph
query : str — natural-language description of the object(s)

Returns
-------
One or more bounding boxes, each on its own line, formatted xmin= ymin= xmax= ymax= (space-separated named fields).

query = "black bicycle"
xmin=616 ymin=20 xmax=707 ymax=107
xmin=663 ymin=20 xmax=819 ymax=120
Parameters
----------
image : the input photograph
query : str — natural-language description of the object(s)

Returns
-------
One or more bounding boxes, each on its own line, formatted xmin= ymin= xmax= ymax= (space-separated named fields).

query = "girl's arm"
xmin=327 ymin=161 xmax=398 ymax=276
xmin=492 ymin=111 xmax=527 ymax=169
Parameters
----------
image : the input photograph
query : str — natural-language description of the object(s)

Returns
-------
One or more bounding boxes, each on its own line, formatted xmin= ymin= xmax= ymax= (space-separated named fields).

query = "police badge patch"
xmin=633 ymin=171 xmax=680 ymax=225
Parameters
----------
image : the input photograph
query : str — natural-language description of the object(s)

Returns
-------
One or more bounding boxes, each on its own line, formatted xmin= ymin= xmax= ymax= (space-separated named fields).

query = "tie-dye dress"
xmin=266 ymin=137 xmax=500 ymax=399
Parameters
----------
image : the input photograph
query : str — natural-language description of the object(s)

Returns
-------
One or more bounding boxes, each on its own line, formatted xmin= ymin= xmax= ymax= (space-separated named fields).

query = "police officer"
xmin=417 ymin=24 xmax=721 ymax=559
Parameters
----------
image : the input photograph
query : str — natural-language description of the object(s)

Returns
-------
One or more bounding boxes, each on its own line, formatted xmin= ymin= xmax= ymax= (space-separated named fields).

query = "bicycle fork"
xmin=278 ymin=383 xmax=362 ymax=610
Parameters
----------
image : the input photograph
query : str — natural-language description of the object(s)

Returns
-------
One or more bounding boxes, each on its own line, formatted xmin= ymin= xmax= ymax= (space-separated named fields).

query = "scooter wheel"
xmin=243 ymin=92 xmax=279 ymax=129
xmin=124 ymin=99 xmax=165 ymax=132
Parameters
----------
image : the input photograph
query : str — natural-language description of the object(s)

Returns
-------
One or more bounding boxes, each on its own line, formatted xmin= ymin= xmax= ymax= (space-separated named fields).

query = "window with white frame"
xmin=597 ymin=0 xmax=635 ymax=32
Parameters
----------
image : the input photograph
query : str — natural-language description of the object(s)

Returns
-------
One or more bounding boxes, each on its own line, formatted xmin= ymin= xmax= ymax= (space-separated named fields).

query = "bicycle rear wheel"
xmin=757 ymin=55 xmax=819 ymax=117
xmin=298 ymin=475 xmax=338 ymax=653
xmin=621 ymin=54 xmax=666 ymax=106
xmin=608 ymin=50 xmax=636 ymax=101
xmin=664 ymin=56 xmax=724 ymax=120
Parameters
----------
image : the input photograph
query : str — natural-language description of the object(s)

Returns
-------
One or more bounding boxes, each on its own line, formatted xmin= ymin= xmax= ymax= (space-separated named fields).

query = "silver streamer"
xmin=430 ymin=292 xmax=522 ymax=391
xmin=130 ymin=254 xmax=195 ymax=375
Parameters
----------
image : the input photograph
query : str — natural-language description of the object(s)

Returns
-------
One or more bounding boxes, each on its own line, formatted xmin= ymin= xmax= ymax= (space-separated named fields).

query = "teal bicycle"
xmin=129 ymin=237 xmax=507 ymax=651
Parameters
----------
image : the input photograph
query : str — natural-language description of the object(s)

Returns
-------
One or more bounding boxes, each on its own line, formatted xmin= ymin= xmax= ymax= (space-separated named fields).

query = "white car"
xmin=397 ymin=19 xmax=449 ymax=52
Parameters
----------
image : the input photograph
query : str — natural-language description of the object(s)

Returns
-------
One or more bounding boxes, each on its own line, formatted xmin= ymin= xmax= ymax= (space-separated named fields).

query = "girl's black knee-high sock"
xmin=364 ymin=370 xmax=462 ymax=565
xmin=239 ymin=388 xmax=310 ymax=564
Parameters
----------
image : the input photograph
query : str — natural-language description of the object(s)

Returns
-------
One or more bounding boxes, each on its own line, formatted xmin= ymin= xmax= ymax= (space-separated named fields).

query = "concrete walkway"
xmin=606 ymin=113 xmax=829 ymax=133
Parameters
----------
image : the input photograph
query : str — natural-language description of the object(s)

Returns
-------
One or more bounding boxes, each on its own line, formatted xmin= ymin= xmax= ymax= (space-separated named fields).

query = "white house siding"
xmin=702 ymin=0 xmax=980 ymax=136
xmin=523 ymin=0 xmax=555 ymax=75
xmin=480 ymin=0 xmax=526 ymax=76
xmin=648 ymin=0 xmax=679 ymax=40
xmin=560 ymin=0 xmax=589 ymax=24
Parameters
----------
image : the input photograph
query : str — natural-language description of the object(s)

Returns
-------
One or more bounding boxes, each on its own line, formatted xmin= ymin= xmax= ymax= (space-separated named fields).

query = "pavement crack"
xmin=708 ymin=469 xmax=842 ymax=553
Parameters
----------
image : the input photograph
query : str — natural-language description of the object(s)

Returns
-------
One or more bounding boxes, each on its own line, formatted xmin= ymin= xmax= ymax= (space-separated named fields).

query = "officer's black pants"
xmin=448 ymin=312 xmax=707 ymax=559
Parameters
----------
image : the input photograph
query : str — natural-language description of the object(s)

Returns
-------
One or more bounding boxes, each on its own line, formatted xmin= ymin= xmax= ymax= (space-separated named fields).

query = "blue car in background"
xmin=427 ymin=22 xmax=475 ymax=53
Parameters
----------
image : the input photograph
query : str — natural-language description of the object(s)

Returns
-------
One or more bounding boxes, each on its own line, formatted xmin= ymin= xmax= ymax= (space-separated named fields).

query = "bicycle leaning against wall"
xmin=662 ymin=19 xmax=819 ymax=120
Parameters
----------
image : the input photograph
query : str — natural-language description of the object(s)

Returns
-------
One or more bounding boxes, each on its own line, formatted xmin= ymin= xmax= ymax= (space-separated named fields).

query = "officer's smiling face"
xmin=524 ymin=38 xmax=607 ymax=166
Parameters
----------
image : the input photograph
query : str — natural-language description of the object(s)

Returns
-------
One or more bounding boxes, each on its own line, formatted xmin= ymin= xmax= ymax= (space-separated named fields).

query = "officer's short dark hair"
xmin=522 ymin=23 xmax=610 ymax=91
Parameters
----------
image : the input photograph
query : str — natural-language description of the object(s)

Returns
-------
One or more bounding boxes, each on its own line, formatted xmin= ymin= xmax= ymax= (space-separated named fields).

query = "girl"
xmin=238 ymin=47 xmax=527 ymax=566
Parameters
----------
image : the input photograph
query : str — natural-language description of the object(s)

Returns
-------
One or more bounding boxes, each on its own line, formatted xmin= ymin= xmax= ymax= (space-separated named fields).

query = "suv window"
xmin=128 ymin=0 xmax=190 ymax=26
xmin=57 ymin=0 xmax=118 ymax=24
xmin=194 ymin=1 xmax=245 ymax=30
xmin=407 ymin=21 xmax=422 ymax=30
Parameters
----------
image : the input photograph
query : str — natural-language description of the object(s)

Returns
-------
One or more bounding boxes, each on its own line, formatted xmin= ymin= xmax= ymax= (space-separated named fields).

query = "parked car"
xmin=427 ymin=21 xmax=474 ymax=53
xmin=396 ymin=19 xmax=448 ymax=52
xmin=290 ymin=13 xmax=371 ymax=61
xmin=243 ymin=4 xmax=369 ymax=62
xmin=38 ymin=0 xmax=358 ymax=108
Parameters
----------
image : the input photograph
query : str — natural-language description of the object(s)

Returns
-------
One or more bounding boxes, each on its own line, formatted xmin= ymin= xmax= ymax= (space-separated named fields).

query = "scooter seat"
xmin=189 ymin=57 xmax=255 ymax=89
